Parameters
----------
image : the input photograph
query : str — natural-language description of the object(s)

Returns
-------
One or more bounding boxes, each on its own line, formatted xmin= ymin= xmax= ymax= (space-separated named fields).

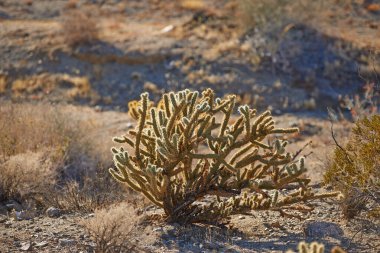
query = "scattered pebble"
xmin=20 ymin=242 xmax=32 ymax=251
xmin=35 ymin=241 xmax=48 ymax=248
xmin=59 ymin=238 xmax=76 ymax=247
xmin=46 ymin=207 xmax=61 ymax=218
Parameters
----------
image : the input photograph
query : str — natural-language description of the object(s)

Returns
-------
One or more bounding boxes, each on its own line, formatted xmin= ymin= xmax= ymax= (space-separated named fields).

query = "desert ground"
xmin=0 ymin=0 xmax=379 ymax=252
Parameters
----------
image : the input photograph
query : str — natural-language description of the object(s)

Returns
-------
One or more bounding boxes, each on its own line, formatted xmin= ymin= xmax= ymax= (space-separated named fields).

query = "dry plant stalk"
xmin=110 ymin=89 xmax=338 ymax=223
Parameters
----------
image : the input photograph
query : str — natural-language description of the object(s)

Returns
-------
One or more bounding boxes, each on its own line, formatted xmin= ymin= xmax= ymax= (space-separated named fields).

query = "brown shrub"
xmin=43 ymin=165 xmax=129 ymax=212
xmin=0 ymin=103 xmax=79 ymax=160
xmin=0 ymin=102 xmax=127 ymax=212
xmin=0 ymin=103 xmax=79 ymax=202
xmin=237 ymin=0 xmax=292 ymax=32
xmin=0 ymin=150 xmax=57 ymax=203
xmin=61 ymin=10 xmax=99 ymax=48
xmin=82 ymin=202 xmax=141 ymax=253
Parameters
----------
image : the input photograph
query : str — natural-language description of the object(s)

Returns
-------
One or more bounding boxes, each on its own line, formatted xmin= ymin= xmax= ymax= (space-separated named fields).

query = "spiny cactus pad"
xmin=110 ymin=89 xmax=338 ymax=223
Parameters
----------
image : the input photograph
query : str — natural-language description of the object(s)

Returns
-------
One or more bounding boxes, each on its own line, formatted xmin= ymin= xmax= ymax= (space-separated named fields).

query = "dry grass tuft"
xmin=61 ymin=10 xmax=99 ymax=48
xmin=0 ymin=102 xmax=127 ymax=211
xmin=0 ymin=103 xmax=79 ymax=160
xmin=0 ymin=103 xmax=87 ymax=202
xmin=83 ymin=202 xmax=141 ymax=253
xmin=44 ymin=166 xmax=129 ymax=212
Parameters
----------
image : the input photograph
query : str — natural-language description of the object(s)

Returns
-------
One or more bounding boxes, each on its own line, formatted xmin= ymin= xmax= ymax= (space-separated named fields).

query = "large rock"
xmin=303 ymin=220 xmax=344 ymax=238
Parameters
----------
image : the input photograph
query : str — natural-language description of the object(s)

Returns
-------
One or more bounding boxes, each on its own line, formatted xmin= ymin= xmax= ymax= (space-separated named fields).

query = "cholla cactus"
xmin=286 ymin=241 xmax=346 ymax=253
xmin=110 ymin=89 xmax=337 ymax=223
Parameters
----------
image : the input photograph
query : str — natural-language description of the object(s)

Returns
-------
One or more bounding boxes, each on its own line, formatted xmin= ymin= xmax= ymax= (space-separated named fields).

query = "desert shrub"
xmin=0 ymin=103 xmax=78 ymax=161
xmin=0 ymin=103 xmax=126 ymax=211
xmin=83 ymin=202 xmax=141 ymax=253
xmin=44 ymin=165 xmax=129 ymax=212
xmin=324 ymin=115 xmax=380 ymax=218
xmin=286 ymin=241 xmax=346 ymax=253
xmin=0 ymin=103 xmax=80 ymax=202
xmin=238 ymin=0 xmax=294 ymax=32
xmin=0 ymin=150 xmax=57 ymax=205
xmin=339 ymin=83 xmax=379 ymax=122
xmin=110 ymin=89 xmax=337 ymax=223
xmin=61 ymin=9 xmax=99 ymax=48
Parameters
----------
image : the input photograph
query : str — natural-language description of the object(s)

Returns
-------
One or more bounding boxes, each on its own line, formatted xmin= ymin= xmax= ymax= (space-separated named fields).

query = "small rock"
xmin=46 ymin=207 xmax=61 ymax=218
xmin=238 ymin=215 xmax=245 ymax=220
xmin=4 ymin=220 xmax=12 ymax=228
xmin=20 ymin=242 xmax=32 ymax=251
xmin=59 ymin=238 xmax=76 ymax=247
xmin=94 ymin=105 xmax=103 ymax=112
xmin=303 ymin=220 xmax=343 ymax=238
xmin=160 ymin=24 xmax=175 ymax=34
xmin=35 ymin=241 xmax=48 ymax=248
xmin=34 ymin=227 xmax=42 ymax=232
xmin=15 ymin=210 xmax=36 ymax=220
xmin=153 ymin=227 xmax=163 ymax=232
xmin=131 ymin=71 xmax=142 ymax=80
xmin=6 ymin=200 xmax=23 ymax=211
xmin=0 ymin=215 xmax=7 ymax=223
xmin=231 ymin=236 xmax=242 ymax=241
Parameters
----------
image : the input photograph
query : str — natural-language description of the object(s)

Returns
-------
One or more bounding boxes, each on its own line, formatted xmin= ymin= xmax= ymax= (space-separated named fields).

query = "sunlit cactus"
xmin=110 ymin=89 xmax=338 ymax=223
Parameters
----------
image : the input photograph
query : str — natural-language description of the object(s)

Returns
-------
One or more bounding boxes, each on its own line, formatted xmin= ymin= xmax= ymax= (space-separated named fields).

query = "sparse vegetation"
xmin=238 ymin=0 xmax=293 ymax=32
xmin=0 ymin=103 xmax=79 ymax=202
xmin=43 ymin=168 xmax=128 ymax=212
xmin=61 ymin=9 xmax=99 ymax=48
xmin=82 ymin=202 xmax=141 ymax=253
xmin=0 ymin=103 xmax=126 ymax=211
xmin=110 ymin=89 xmax=338 ymax=223
xmin=339 ymin=83 xmax=379 ymax=122
xmin=324 ymin=115 xmax=380 ymax=219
